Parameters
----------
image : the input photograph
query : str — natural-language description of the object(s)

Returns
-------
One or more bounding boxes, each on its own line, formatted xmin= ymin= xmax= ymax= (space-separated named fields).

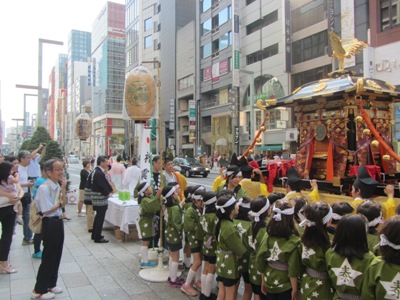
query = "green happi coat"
xmin=138 ymin=196 xmax=161 ymax=238
xmin=216 ymin=219 xmax=247 ymax=280
xmin=215 ymin=184 xmax=248 ymax=200
xmin=255 ymin=234 xmax=301 ymax=294
xmin=233 ymin=219 xmax=252 ymax=275
xmin=367 ymin=233 xmax=380 ymax=256
xmin=195 ymin=212 xmax=218 ymax=258
xmin=165 ymin=204 xmax=183 ymax=245
xmin=325 ymin=248 xmax=375 ymax=299
xmin=248 ymin=225 xmax=267 ymax=286
xmin=300 ymin=245 xmax=334 ymax=300
xmin=361 ymin=256 xmax=400 ymax=300
xmin=184 ymin=204 xmax=202 ymax=249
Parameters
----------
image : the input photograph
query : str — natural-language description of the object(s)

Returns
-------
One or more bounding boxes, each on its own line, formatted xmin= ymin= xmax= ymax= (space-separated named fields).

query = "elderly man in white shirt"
xmin=122 ymin=157 xmax=141 ymax=197
xmin=27 ymin=143 xmax=46 ymax=181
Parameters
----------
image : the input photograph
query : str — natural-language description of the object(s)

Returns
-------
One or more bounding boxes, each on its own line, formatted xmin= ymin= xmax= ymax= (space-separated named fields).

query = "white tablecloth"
xmin=105 ymin=197 xmax=139 ymax=234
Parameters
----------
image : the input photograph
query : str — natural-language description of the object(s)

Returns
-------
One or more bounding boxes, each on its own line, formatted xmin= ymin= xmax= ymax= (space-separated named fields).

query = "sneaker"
xmin=140 ymin=261 xmax=157 ymax=269
xmin=181 ymin=283 xmax=197 ymax=296
xmin=193 ymin=280 xmax=202 ymax=291
xmin=16 ymin=215 xmax=24 ymax=225
xmin=78 ymin=212 xmax=86 ymax=217
xmin=175 ymin=276 xmax=185 ymax=284
xmin=22 ymin=239 xmax=34 ymax=245
xmin=32 ymin=251 xmax=42 ymax=259
xmin=169 ymin=279 xmax=183 ymax=288
xmin=48 ymin=287 xmax=63 ymax=294
xmin=31 ymin=291 xmax=55 ymax=299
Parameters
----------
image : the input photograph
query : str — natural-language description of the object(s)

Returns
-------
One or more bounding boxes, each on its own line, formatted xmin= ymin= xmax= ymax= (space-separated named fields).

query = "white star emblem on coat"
xmin=274 ymin=280 xmax=279 ymax=285
xmin=312 ymin=291 xmax=319 ymax=297
xmin=174 ymin=238 xmax=177 ymax=241
xmin=268 ymin=241 xmax=282 ymax=261
xmin=304 ymin=283 xmax=309 ymax=289
xmin=380 ymin=272 xmax=400 ymax=299
xmin=192 ymin=235 xmax=195 ymax=239
xmin=331 ymin=258 xmax=362 ymax=287
xmin=236 ymin=222 xmax=246 ymax=238
xmin=316 ymin=280 xmax=323 ymax=286
xmin=224 ymin=254 xmax=229 ymax=259
xmin=144 ymin=223 xmax=148 ymax=228
xmin=221 ymin=263 xmax=225 ymax=268
xmin=253 ymin=275 xmax=257 ymax=281
xmin=227 ymin=270 xmax=232 ymax=275
xmin=200 ymin=219 xmax=208 ymax=232
xmin=248 ymin=236 xmax=256 ymax=250
xmin=302 ymin=246 xmax=316 ymax=260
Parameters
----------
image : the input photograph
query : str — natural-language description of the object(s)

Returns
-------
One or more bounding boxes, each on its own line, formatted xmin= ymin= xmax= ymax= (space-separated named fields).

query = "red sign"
xmin=203 ymin=67 xmax=212 ymax=81
xmin=219 ymin=59 xmax=229 ymax=75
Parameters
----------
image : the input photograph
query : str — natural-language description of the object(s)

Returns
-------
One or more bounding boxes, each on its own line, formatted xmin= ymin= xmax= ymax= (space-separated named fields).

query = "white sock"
xmin=185 ymin=268 xmax=196 ymax=285
xmin=140 ymin=246 xmax=148 ymax=263
xmin=204 ymin=273 xmax=214 ymax=297
xmin=184 ymin=255 xmax=191 ymax=267
xmin=201 ymin=274 xmax=207 ymax=294
xmin=170 ymin=261 xmax=179 ymax=282
xmin=195 ymin=267 xmax=202 ymax=281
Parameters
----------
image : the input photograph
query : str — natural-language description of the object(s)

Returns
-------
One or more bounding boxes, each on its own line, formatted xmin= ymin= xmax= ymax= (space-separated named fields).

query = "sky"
xmin=0 ymin=0 xmax=125 ymax=135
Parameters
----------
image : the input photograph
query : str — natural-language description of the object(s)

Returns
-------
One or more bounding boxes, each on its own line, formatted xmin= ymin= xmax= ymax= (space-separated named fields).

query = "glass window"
xmin=144 ymin=35 xmax=152 ymax=49
xmin=202 ymin=43 xmax=212 ymax=58
xmin=219 ymin=6 xmax=231 ymax=26
xmin=202 ymin=19 xmax=212 ymax=35
xmin=380 ymin=0 xmax=400 ymax=31
xmin=144 ymin=17 xmax=152 ymax=31
xmin=219 ymin=31 xmax=231 ymax=50
xmin=202 ymin=0 xmax=211 ymax=12
xmin=292 ymin=31 xmax=327 ymax=64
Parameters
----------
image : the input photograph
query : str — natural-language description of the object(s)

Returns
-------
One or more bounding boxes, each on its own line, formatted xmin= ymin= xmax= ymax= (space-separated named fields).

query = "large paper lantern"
xmin=124 ymin=66 xmax=156 ymax=121
xmin=75 ymin=113 xmax=92 ymax=141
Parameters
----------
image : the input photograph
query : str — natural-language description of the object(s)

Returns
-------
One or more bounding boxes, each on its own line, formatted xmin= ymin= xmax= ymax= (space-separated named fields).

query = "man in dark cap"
xmin=284 ymin=166 xmax=319 ymax=202
xmin=238 ymin=156 xmax=269 ymax=199
xmin=351 ymin=165 xmax=395 ymax=220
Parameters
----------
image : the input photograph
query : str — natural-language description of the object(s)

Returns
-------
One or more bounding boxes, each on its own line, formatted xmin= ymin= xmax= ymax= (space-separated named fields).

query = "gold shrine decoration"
xmin=124 ymin=66 xmax=156 ymax=121
xmin=356 ymin=96 xmax=400 ymax=163
xmin=242 ymin=112 xmax=268 ymax=157
xmin=328 ymin=32 xmax=368 ymax=71
xmin=75 ymin=113 xmax=92 ymax=141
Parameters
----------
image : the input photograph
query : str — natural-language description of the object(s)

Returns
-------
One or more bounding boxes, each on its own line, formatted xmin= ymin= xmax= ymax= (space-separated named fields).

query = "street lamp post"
xmin=12 ymin=118 xmax=24 ymax=153
xmin=38 ymin=38 xmax=63 ymax=127
xmin=16 ymin=84 xmax=39 ymax=135
xmin=23 ymin=94 xmax=37 ymax=135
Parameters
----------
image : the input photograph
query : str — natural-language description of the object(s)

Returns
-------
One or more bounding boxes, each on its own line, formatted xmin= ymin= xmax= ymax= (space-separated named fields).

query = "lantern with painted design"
xmin=124 ymin=66 xmax=156 ymax=121
xmin=75 ymin=113 xmax=92 ymax=141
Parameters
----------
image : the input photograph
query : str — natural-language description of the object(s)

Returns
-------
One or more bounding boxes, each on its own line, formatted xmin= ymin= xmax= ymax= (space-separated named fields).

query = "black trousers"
xmin=0 ymin=205 xmax=16 ymax=261
xmin=92 ymin=205 xmax=108 ymax=241
xmin=33 ymin=233 xmax=42 ymax=253
xmin=34 ymin=217 xmax=64 ymax=294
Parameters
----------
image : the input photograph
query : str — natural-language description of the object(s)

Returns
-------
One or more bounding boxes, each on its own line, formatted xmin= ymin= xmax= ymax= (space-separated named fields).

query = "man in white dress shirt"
xmin=122 ymin=157 xmax=141 ymax=197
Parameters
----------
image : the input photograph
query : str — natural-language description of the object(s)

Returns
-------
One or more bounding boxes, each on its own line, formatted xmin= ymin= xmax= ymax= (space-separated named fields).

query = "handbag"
xmin=28 ymin=200 xmax=42 ymax=234
xmin=20 ymin=192 xmax=32 ymax=206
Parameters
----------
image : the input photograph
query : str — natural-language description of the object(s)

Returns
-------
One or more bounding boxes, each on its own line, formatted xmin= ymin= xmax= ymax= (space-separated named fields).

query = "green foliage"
xmin=29 ymin=127 xmax=51 ymax=150
xmin=42 ymin=140 xmax=63 ymax=162
xmin=20 ymin=140 xmax=31 ymax=151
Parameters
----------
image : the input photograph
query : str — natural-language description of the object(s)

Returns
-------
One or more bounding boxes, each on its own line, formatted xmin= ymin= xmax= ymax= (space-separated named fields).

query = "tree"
xmin=19 ymin=140 xmax=31 ymax=151
xmin=29 ymin=127 xmax=52 ymax=150
xmin=42 ymin=140 xmax=63 ymax=162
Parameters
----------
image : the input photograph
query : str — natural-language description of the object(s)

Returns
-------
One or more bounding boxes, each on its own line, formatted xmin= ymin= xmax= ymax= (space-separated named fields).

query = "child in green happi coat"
xmin=215 ymin=194 xmax=247 ymax=300
xmin=361 ymin=215 xmax=400 ymax=299
xmin=234 ymin=196 xmax=252 ymax=300
xmin=255 ymin=199 xmax=301 ymax=300
xmin=162 ymin=185 xmax=184 ymax=288
xmin=137 ymin=181 xmax=162 ymax=269
xmin=299 ymin=201 xmax=334 ymax=300
xmin=195 ymin=191 xmax=218 ymax=300
xmin=357 ymin=200 xmax=383 ymax=255
xmin=181 ymin=185 xmax=205 ymax=297
xmin=325 ymin=214 xmax=375 ymax=299
xmin=248 ymin=195 xmax=270 ymax=300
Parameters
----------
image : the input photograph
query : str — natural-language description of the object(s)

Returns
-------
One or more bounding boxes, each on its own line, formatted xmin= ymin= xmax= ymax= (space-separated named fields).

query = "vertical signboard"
xmin=189 ymin=100 xmax=196 ymax=142
xmin=341 ymin=0 xmax=355 ymax=68
xmin=234 ymin=126 xmax=239 ymax=145
xmin=232 ymin=0 xmax=240 ymax=87
xmin=284 ymin=0 xmax=292 ymax=72
xmin=169 ymin=99 xmax=175 ymax=130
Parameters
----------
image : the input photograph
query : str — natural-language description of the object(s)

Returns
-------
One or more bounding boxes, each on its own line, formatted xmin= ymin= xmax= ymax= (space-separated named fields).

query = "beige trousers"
xmin=86 ymin=204 xmax=94 ymax=230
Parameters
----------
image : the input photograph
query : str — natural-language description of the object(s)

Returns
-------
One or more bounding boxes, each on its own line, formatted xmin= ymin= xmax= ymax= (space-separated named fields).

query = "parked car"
xmin=68 ymin=155 xmax=79 ymax=164
xmin=173 ymin=157 xmax=210 ymax=178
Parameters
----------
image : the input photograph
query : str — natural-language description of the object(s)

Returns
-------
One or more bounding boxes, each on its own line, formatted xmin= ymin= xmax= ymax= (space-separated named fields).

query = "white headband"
xmin=216 ymin=196 xmax=236 ymax=213
xmin=249 ymin=199 xmax=270 ymax=222
xmin=139 ymin=182 xmax=150 ymax=197
xmin=368 ymin=212 xmax=384 ymax=227
xmin=238 ymin=198 xmax=251 ymax=209
xmin=193 ymin=186 xmax=205 ymax=200
xmin=297 ymin=205 xmax=307 ymax=222
xmin=204 ymin=196 xmax=217 ymax=205
xmin=163 ymin=186 xmax=176 ymax=200
xmin=380 ymin=234 xmax=400 ymax=250
xmin=331 ymin=213 xmax=343 ymax=220
xmin=299 ymin=206 xmax=333 ymax=227
xmin=272 ymin=204 xmax=294 ymax=221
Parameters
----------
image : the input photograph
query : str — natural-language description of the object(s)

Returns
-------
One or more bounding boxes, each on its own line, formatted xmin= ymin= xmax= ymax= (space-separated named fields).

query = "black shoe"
xmin=91 ymin=235 xmax=104 ymax=240
xmin=94 ymin=238 xmax=109 ymax=243
xmin=88 ymin=229 xmax=93 ymax=233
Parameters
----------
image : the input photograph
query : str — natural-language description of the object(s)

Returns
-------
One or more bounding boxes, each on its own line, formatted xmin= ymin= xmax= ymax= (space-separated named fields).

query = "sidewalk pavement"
xmin=1 ymin=204 xmax=194 ymax=300
xmin=2 ymin=203 xmax=245 ymax=300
